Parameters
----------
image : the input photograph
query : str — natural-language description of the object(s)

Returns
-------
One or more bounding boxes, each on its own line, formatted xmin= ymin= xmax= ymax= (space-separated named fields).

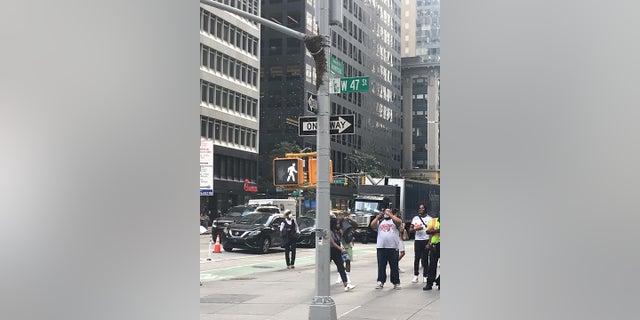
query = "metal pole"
xmin=309 ymin=0 xmax=335 ymax=319
xmin=200 ymin=0 xmax=305 ymax=41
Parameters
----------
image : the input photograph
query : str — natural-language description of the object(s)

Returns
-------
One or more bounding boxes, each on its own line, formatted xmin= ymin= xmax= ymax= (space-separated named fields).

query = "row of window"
xmin=201 ymin=44 xmax=258 ymax=87
xmin=201 ymin=116 xmax=258 ymax=150
xmin=200 ymin=79 xmax=258 ymax=118
xmin=330 ymin=133 xmax=363 ymax=150
xmin=200 ymin=8 xmax=259 ymax=57
xmin=213 ymin=154 xmax=258 ymax=182
xmin=332 ymin=32 xmax=364 ymax=66
xmin=264 ymin=38 xmax=303 ymax=56
xmin=213 ymin=0 xmax=259 ymax=25
xmin=263 ymin=64 xmax=302 ymax=81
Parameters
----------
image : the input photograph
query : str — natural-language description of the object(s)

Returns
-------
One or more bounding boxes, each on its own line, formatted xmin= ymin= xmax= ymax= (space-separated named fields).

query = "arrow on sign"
xmin=298 ymin=114 xmax=355 ymax=136
xmin=330 ymin=116 xmax=352 ymax=133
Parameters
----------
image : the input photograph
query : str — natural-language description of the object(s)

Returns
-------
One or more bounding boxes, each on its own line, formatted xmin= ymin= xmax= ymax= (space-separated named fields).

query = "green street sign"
xmin=330 ymin=76 xmax=370 ymax=93
xmin=329 ymin=56 xmax=344 ymax=78
xmin=332 ymin=178 xmax=346 ymax=185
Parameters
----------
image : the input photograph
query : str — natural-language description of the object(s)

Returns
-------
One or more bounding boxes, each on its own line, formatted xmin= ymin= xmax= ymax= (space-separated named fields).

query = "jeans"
xmin=377 ymin=248 xmax=400 ymax=285
xmin=283 ymin=240 xmax=297 ymax=266
xmin=427 ymin=243 xmax=440 ymax=286
xmin=413 ymin=239 xmax=429 ymax=277
xmin=330 ymin=247 xmax=348 ymax=283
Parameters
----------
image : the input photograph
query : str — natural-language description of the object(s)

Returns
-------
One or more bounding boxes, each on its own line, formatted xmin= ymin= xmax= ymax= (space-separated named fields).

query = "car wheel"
xmin=260 ymin=238 xmax=270 ymax=254
xmin=223 ymin=245 xmax=233 ymax=252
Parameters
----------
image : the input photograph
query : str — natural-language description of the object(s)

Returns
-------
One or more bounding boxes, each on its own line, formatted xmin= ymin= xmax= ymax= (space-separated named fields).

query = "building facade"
xmin=400 ymin=57 xmax=439 ymax=182
xmin=400 ymin=0 xmax=440 ymax=183
xmin=259 ymin=0 xmax=403 ymax=195
xmin=401 ymin=0 xmax=440 ymax=61
xmin=199 ymin=1 xmax=262 ymax=216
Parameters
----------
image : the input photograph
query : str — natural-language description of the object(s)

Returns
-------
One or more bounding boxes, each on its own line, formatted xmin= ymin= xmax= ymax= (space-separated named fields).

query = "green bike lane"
xmin=200 ymin=241 xmax=415 ymax=282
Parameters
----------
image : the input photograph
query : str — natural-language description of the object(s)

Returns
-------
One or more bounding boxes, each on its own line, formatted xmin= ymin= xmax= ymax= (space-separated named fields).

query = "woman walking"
xmin=280 ymin=210 xmax=299 ymax=269
xmin=330 ymin=217 xmax=356 ymax=291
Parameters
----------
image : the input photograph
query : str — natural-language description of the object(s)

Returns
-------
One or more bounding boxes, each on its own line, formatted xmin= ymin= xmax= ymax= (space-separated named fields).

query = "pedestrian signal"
xmin=273 ymin=158 xmax=304 ymax=186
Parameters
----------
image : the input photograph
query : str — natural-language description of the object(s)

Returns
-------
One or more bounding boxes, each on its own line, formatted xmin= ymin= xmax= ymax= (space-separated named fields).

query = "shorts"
xmin=397 ymin=240 xmax=405 ymax=252
xmin=345 ymin=247 xmax=353 ymax=261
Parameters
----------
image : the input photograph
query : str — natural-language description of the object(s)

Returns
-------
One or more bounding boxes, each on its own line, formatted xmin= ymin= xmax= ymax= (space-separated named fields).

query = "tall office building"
xmin=400 ymin=0 xmax=440 ymax=183
xmin=401 ymin=0 xmax=440 ymax=61
xmin=259 ymin=0 xmax=403 ymax=195
xmin=199 ymin=1 xmax=262 ymax=215
xmin=401 ymin=57 xmax=439 ymax=175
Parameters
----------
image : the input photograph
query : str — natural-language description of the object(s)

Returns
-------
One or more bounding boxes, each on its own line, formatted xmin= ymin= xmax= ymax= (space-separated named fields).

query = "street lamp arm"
xmin=200 ymin=0 xmax=306 ymax=41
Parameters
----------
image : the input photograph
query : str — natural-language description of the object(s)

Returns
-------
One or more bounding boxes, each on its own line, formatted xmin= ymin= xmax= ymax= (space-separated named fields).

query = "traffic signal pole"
xmin=309 ymin=0 xmax=335 ymax=315
xmin=200 ymin=1 xmax=337 ymax=319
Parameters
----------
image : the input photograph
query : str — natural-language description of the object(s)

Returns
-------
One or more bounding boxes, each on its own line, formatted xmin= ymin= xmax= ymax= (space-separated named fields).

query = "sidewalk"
xmin=200 ymin=241 xmax=440 ymax=320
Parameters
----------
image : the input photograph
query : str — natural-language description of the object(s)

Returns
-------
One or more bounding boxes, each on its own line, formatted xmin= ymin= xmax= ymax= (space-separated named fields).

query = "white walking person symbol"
xmin=287 ymin=162 xmax=298 ymax=182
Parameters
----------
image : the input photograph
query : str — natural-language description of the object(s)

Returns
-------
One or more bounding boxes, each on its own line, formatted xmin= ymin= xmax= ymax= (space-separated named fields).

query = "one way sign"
xmin=298 ymin=115 xmax=355 ymax=136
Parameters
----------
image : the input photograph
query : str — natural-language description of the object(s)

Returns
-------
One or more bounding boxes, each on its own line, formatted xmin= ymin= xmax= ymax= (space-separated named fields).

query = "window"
xmin=268 ymin=38 xmax=283 ymax=55
xmin=214 ymin=123 xmax=221 ymax=140
xmin=269 ymin=66 xmax=283 ymax=80
xmin=201 ymin=47 xmax=208 ymax=67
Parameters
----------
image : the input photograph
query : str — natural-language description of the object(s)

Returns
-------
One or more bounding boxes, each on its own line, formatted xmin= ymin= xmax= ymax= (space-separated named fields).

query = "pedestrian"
xmin=392 ymin=208 xmax=406 ymax=273
xmin=200 ymin=211 xmax=210 ymax=228
xmin=330 ymin=217 xmax=356 ymax=291
xmin=280 ymin=210 xmax=300 ymax=269
xmin=423 ymin=212 xmax=440 ymax=291
xmin=370 ymin=208 xmax=403 ymax=290
xmin=409 ymin=204 xmax=432 ymax=284
xmin=335 ymin=211 xmax=357 ymax=284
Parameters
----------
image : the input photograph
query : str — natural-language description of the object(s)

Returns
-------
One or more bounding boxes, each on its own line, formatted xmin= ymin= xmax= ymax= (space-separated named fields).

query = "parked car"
xmin=222 ymin=212 xmax=285 ymax=253
xmin=296 ymin=216 xmax=317 ymax=248
xmin=211 ymin=205 xmax=258 ymax=242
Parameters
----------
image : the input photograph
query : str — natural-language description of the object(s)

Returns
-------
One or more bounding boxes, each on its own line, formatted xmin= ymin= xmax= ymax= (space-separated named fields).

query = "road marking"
xmin=199 ymin=242 xmax=414 ymax=282
xmin=339 ymin=305 xmax=361 ymax=318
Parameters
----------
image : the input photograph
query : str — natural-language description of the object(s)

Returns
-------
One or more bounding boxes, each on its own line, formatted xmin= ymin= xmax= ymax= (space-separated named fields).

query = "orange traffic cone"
xmin=213 ymin=234 xmax=221 ymax=253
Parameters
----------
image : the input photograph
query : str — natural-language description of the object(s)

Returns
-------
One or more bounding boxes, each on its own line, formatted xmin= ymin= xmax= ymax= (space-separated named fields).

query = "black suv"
xmin=222 ymin=212 xmax=284 ymax=254
xmin=211 ymin=205 xmax=258 ymax=242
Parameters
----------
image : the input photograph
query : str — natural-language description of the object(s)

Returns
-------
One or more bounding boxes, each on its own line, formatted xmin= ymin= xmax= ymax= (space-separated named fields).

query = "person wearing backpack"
xmin=280 ymin=210 xmax=300 ymax=269
xmin=335 ymin=212 xmax=357 ymax=284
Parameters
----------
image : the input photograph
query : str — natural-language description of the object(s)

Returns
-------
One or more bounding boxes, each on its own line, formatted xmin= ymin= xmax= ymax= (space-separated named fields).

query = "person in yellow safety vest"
xmin=423 ymin=212 xmax=440 ymax=291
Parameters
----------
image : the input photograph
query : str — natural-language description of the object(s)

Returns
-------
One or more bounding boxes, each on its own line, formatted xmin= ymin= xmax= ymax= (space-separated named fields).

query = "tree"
xmin=346 ymin=151 xmax=386 ymax=178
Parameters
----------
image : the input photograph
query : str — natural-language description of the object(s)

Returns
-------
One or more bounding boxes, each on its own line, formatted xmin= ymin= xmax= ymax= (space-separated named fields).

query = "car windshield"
xmin=226 ymin=206 xmax=257 ymax=217
xmin=236 ymin=213 xmax=271 ymax=225
xmin=255 ymin=207 xmax=279 ymax=214
xmin=297 ymin=217 xmax=315 ymax=229
xmin=355 ymin=201 xmax=379 ymax=213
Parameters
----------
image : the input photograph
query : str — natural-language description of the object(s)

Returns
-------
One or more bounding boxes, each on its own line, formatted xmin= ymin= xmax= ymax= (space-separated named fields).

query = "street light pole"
xmin=308 ymin=0 xmax=335 ymax=318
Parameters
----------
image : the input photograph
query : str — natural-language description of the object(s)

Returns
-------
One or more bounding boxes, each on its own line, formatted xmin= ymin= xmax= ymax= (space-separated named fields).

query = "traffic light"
xmin=308 ymin=158 xmax=333 ymax=185
xmin=273 ymin=158 xmax=304 ymax=186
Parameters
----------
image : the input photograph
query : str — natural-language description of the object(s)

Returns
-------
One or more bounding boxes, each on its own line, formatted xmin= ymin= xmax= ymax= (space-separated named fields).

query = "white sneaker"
xmin=336 ymin=278 xmax=342 ymax=284
xmin=375 ymin=281 xmax=384 ymax=289
xmin=345 ymin=283 xmax=356 ymax=291
xmin=411 ymin=276 xmax=419 ymax=283
xmin=423 ymin=277 xmax=428 ymax=284
xmin=393 ymin=284 xmax=401 ymax=290
xmin=399 ymin=267 xmax=405 ymax=273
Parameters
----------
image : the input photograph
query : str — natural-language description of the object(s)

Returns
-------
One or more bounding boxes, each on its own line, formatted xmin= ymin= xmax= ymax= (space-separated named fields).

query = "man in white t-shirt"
xmin=409 ymin=204 xmax=432 ymax=283
xmin=371 ymin=208 xmax=403 ymax=290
